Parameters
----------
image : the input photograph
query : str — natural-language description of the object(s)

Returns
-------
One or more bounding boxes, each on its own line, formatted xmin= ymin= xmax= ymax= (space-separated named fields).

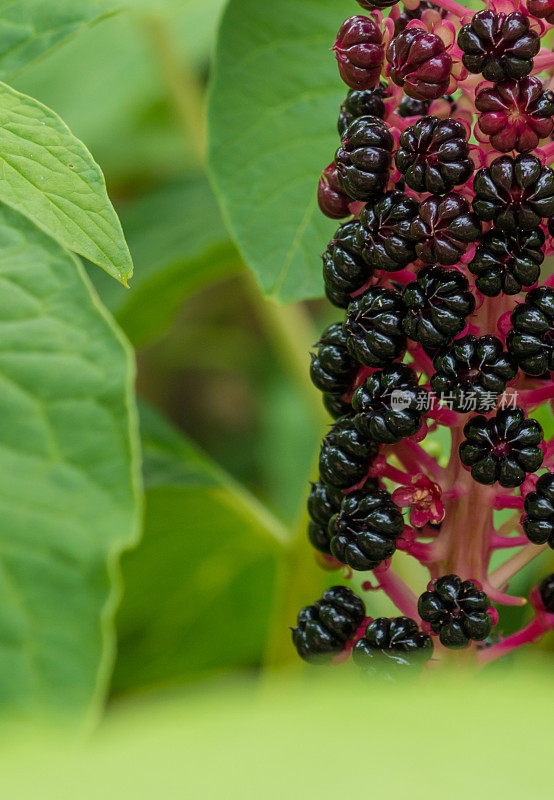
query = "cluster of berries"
xmin=293 ymin=0 xmax=554 ymax=673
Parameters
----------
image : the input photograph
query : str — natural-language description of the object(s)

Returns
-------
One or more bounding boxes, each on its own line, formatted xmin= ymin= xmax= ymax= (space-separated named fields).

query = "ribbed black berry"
xmin=292 ymin=586 xmax=366 ymax=663
xmin=522 ymin=472 xmax=554 ymax=548
xmin=310 ymin=323 xmax=358 ymax=395
xmin=402 ymin=266 xmax=476 ymax=350
xmin=472 ymin=154 xmax=554 ymax=231
xmin=398 ymin=95 xmax=429 ymax=118
xmin=459 ymin=407 xmax=544 ymax=487
xmin=338 ymin=85 xmax=388 ymax=136
xmin=457 ymin=10 xmax=540 ymax=82
xmin=431 ymin=335 xmax=516 ymax=413
xmin=335 ymin=116 xmax=394 ymax=201
xmin=353 ymin=616 xmax=433 ymax=672
xmin=345 ymin=286 xmax=406 ymax=367
xmin=357 ymin=0 xmax=399 ymax=9
xmin=506 ymin=286 xmax=554 ymax=376
xmin=396 ymin=116 xmax=473 ymax=194
xmin=352 ymin=364 xmax=428 ymax=444
xmin=356 ymin=191 xmax=418 ymax=270
xmin=468 ymin=228 xmax=544 ymax=297
xmin=322 ymin=221 xmax=372 ymax=308
xmin=319 ymin=415 xmax=378 ymax=488
xmin=538 ymin=573 xmax=554 ymax=613
xmin=418 ymin=574 xmax=494 ymax=649
xmin=323 ymin=393 xmax=353 ymax=420
xmin=307 ymin=480 xmax=344 ymax=554
xmin=410 ymin=192 xmax=481 ymax=266
xmin=329 ymin=487 xmax=404 ymax=570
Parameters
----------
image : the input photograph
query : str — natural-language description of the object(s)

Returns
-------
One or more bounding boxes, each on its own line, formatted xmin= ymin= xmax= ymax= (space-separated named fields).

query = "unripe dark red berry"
xmin=468 ymin=228 xmax=544 ymax=297
xmin=335 ymin=116 xmax=394 ymax=201
xmin=322 ymin=221 xmax=373 ymax=308
xmin=522 ymin=473 xmax=554 ymax=548
xmin=353 ymin=617 xmax=433 ymax=672
xmin=338 ymin=85 xmax=388 ymax=136
xmin=387 ymin=28 xmax=452 ymax=102
xmin=356 ymin=191 xmax=418 ymax=270
xmin=334 ymin=15 xmax=385 ymax=91
xmin=418 ymin=575 xmax=494 ymax=648
xmin=345 ymin=286 xmax=406 ymax=367
xmin=410 ymin=192 xmax=481 ymax=266
xmin=318 ymin=163 xmax=352 ymax=220
xmin=292 ymin=586 xmax=366 ymax=663
xmin=458 ymin=11 xmax=540 ymax=82
xmin=506 ymin=286 xmax=554 ymax=376
xmin=527 ymin=0 xmax=554 ymax=23
xmin=396 ymin=115 xmax=473 ymax=195
xmin=475 ymin=78 xmax=554 ymax=153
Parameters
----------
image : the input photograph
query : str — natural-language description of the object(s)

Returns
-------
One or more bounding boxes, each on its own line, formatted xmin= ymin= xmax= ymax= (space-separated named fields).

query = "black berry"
xmin=522 ymin=472 xmax=554 ymax=548
xmin=335 ymin=116 xmax=394 ymax=201
xmin=468 ymin=228 xmax=544 ymax=297
xmin=324 ymin=393 xmax=353 ymax=420
xmin=458 ymin=11 xmax=540 ymax=82
xmin=410 ymin=192 xmax=481 ymax=266
xmin=396 ymin=116 xmax=474 ymax=195
xmin=345 ymin=286 xmax=406 ymax=367
xmin=292 ymin=586 xmax=366 ymax=663
xmin=459 ymin=407 xmax=544 ymax=487
xmin=319 ymin=415 xmax=378 ymax=488
xmin=387 ymin=28 xmax=452 ymax=101
xmin=307 ymin=480 xmax=344 ymax=554
xmin=418 ymin=574 xmax=494 ymax=649
xmin=538 ymin=573 xmax=554 ymax=612
xmin=353 ymin=616 xmax=433 ymax=671
xmin=402 ymin=265 xmax=476 ymax=350
xmin=398 ymin=95 xmax=429 ymax=118
xmin=506 ymin=287 xmax=554 ymax=376
xmin=322 ymin=221 xmax=372 ymax=308
xmin=356 ymin=191 xmax=418 ymax=270
xmin=329 ymin=487 xmax=404 ymax=570
xmin=338 ymin=85 xmax=388 ymax=136
xmin=334 ymin=15 xmax=384 ymax=91
xmin=310 ymin=323 xmax=358 ymax=395
xmin=352 ymin=364 xmax=428 ymax=444
xmin=357 ymin=0 xmax=399 ymax=9
xmin=472 ymin=154 xmax=554 ymax=232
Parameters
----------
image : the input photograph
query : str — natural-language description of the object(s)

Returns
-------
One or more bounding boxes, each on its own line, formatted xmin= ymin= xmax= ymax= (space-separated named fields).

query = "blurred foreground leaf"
xmin=112 ymin=405 xmax=287 ymax=697
xmin=0 ymin=207 xmax=140 ymax=716
xmin=209 ymin=0 xmax=354 ymax=303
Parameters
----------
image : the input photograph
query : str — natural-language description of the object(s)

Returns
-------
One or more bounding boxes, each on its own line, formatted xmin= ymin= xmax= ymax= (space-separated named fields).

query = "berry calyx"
xmin=334 ymin=15 xmax=385 ymax=91
xmin=457 ymin=11 xmax=540 ymax=83
xmin=335 ymin=116 xmax=394 ymax=201
xmin=506 ymin=286 xmax=554 ymax=376
xmin=396 ymin=115 xmax=474 ymax=195
xmin=459 ymin=407 xmax=544 ymax=487
xmin=387 ymin=27 xmax=452 ymax=102
xmin=345 ymin=287 xmax=407 ymax=368
xmin=410 ymin=192 xmax=481 ymax=266
xmin=307 ymin=480 xmax=344 ymax=554
xmin=292 ymin=586 xmax=366 ymax=663
xmin=356 ymin=190 xmax=418 ymax=270
xmin=329 ymin=487 xmax=404 ymax=570
xmin=319 ymin=415 xmax=379 ymax=488
xmin=418 ymin=575 xmax=494 ymax=649
xmin=468 ymin=228 xmax=545 ymax=297
xmin=522 ymin=472 xmax=554 ymax=548
xmin=430 ymin=335 xmax=516 ymax=413
xmin=338 ymin=85 xmax=388 ymax=136
xmin=353 ymin=616 xmax=433 ymax=672
xmin=475 ymin=78 xmax=554 ymax=154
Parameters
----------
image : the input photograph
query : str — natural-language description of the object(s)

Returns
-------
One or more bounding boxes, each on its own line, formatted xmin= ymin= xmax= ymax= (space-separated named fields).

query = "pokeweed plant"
xmin=293 ymin=0 xmax=554 ymax=673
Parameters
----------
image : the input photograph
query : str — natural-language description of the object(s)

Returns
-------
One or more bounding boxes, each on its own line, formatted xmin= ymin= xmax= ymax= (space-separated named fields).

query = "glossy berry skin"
xmin=329 ymin=488 xmax=404 ymax=570
xmin=402 ymin=266 xmax=475 ymax=350
xmin=398 ymin=95 xmax=429 ymax=118
xmin=410 ymin=193 xmax=481 ymax=266
xmin=292 ymin=586 xmax=366 ymax=663
xmin=396 ymin=116 xmax=473 ymax=195
xmin=334 ymin=16 xmax=384 ymax=91
xmin=472 ymin=154 xmax=554 ymax=232
xmin=338 ymin=86 xmax=387 ymax=136
xmin=310 ymin=323 xmax=358 ymax=395
xmin=322 ymin=222 xmax=372 ymax=308
xmin=387 ymin=28 xmax=452 ymax=102
xmin=468 ymin=228 xmax=544 ymax=297
xmin=431 ymin=335 xmax=516 ymax=413
xmin=418 ymin=575 xmax=494 ymax=649
xmin=459 ymin=407 xmax=544 ymax=488
xmin=307 ymin=480 xmax=344 ymax=554
xmin=345 ymin=287 xmax=406 ymax=368
xmin=538 ymin=573 xmax=554 ymax=612
xmin=507 ymin=287 xmax=554 ymax=377
xmin=352 ymin=364 xmax=428 ymax=444
xmin=323 ymin=393 xmax=352 ymax=420
xmin=475 ymin=78 xmax=554 ymax=154
xmin=357 ymin=0 xmax=398 ymax=9
xmin=356 ymin=191 xmax=418 ymax=270
xmin=319 ymin=415 xmax=378 ymax=489
xmin=318 ymin=163 xmax=352 ymax=220
xmin=527 ymin=0 xmax=554 ymax=24
xmin=335 ymin=116 xmax=394 ymax=201
xmin=353 ymin=617 xmax=433 ymax=672
xmin=522 ymin=473 xmax=554 ymax=548
xmin=457 ymin=11 xmax=540 ymax=83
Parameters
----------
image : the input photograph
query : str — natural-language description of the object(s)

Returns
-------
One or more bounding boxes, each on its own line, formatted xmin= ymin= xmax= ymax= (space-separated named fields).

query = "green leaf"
xmin=0 ymin=206 xmax=140 ymax=717
xmin=208 ymin=0 xmax=354 ymax=303
xmin=89 ymin=177 xmax=242 ymax=348
xmin=0 ymin=82 xmax=133 ymax=284
xmin=0 ymin=0 xmax=109 ymax=79
xmin=112 ymin=405 xmax=287 ymax=697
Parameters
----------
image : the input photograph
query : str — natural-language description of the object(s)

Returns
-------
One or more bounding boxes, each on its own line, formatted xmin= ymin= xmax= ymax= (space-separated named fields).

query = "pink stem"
xmin=489 ymin=534 xmax=529 ymax=550
xmin=426 ymin=0 xmax=472 ymax=17
xmin=478 ymin=618 xmax=547 ymax=664
xmin=377 ymin=566 xmax=420 ymax=619
xmin=518 ymin=385 xmax=554 ymax=409
xmin=481 ymin=582 xmax=527 ymax=607
xmin=396 ymin=439 xmax=446 ymax=481
xmin=493 ymin=494 xmax=524 ymax=510
xmin=532 ymin=52 xmax=554 ymax=72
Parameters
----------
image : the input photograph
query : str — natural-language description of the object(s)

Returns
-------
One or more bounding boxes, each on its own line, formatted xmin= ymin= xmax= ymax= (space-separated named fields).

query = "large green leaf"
xmin=0 ymin=82 xmax=133 ymax=284
xmin=112 ymin=405 xmax=287 ymax=697
xmin=0 ymin=206 xmax=140 ymax=716
xmin=208 ymin=0 xmax=354 ymax=303
xmin=89 ymin=177 xmax=242 ymax=348
xmin=0 ymin=0 xmax=109 ymax=79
